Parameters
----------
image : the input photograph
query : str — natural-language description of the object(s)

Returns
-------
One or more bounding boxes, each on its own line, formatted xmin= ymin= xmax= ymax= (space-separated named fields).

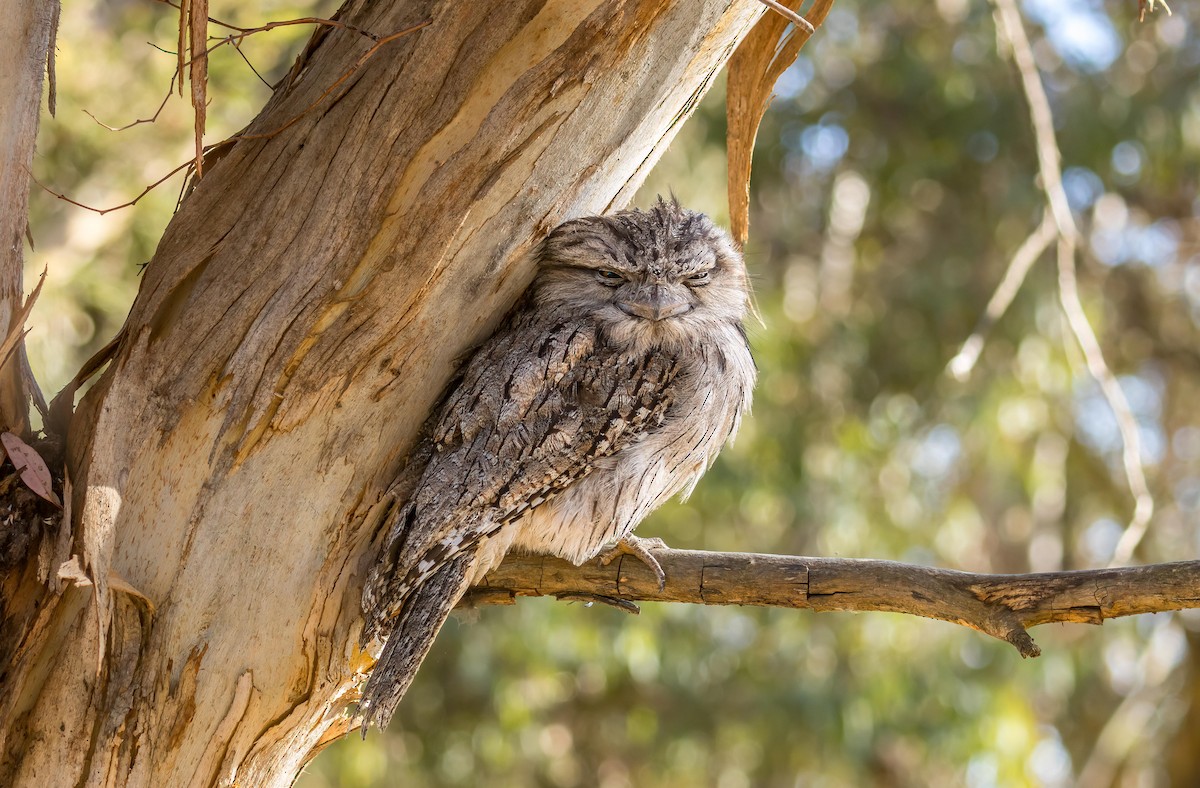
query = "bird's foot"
xmin=598 ymin=535 xmax=668 ymax=591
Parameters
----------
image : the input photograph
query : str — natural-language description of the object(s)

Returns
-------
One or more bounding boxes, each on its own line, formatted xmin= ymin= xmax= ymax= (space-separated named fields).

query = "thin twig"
xmin=1058 ymin=233 xmax=1154 ymax=563
xmin=755 ymin=0 xmax=815 ymax=35
xmin=85 ymin=27 xmax=252 ymax=132
xmin=49 ymin=19 xmax=427 ymax=216
xmin=85 ymin=9 xmax=387 ymax=133
xmin=948 ymin=212 xmax=1057 ymax=380
xmin=1139 ymin=0 xmax=1173 ymax=22
xmin=152 ymin=0 xmax=381 ymax=42
xmin=229 ymin=38 xmax=271 ymax=89
xmin=992 ymin=0 xmax=1154 ymax=562
xmin=465 ymin=549 xmax=1200 ymax=658
xmin=1075 ymin=616 xmax=1182 ymax=787
xmin=84 ymin=72 xmax=178 ymax=131
xmin=30 ymin=160 xmax=195 ymax=216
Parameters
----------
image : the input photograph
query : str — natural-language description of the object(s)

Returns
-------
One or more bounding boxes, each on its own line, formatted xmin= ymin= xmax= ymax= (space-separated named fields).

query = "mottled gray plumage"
xmin=360 ymin=199 xmax=755 ymax=730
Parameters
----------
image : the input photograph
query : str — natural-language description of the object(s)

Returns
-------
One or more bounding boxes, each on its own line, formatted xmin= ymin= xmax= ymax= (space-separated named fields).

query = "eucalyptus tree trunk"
xmin=0 ymin=1 xmax=763 ymax=785
xmin=0 ymin=0 xmax=56 ymax=433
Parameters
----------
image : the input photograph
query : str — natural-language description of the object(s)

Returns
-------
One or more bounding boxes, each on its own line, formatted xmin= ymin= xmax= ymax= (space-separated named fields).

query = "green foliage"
xmin=33 ymin=0 xmax=1200 ymax=785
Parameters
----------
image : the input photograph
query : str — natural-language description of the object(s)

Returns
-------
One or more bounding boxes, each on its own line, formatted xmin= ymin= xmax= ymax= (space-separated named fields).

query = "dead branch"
xmin=30 ymin=160 xmax=194 ymax=216
xmin=50 ymin=19 xmax=430 ymax=218
xmin=466 ymin=549 xmax=1200 ymax=658
xmin=1139 ymin=0 xmax=1172 ymax=22
xmin=83 ymin=72 xmax=178 ymax=131
xmin=152 ymin=0 xmax=382 ymax=41
xmin=947 ymin=211 xmax=1056 ymax=380
xmin=83 ymin=10 xmax=381 ymax=132
xmin=229 ymin=38 xmax=271 ymax=88
xmin=754 ymin=0 xmax=814 ymax=35
xmin=81 ymin=4 xmax=421 ymax=187
xmin=988 ymin=0 xmax=1153 ymax=562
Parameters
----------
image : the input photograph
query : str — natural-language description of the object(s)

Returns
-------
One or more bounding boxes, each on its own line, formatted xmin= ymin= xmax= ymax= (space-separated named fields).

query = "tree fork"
xmin=0 ymin=1 xmax=767 ymax=785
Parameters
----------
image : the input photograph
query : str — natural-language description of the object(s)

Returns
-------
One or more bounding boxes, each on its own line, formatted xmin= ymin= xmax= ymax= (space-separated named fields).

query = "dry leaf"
xmin=727 ymin=0 xmax=834 ymax=246
xmin=2 ymin=431 xmax=62 ymax=507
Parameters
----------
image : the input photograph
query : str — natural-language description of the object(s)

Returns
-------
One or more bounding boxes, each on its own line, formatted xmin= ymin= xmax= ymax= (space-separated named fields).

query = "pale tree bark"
xmin=0 ymin=0 xmax=56 ymax=434
xmin=0 ymin=1 xmax=766 ymax=785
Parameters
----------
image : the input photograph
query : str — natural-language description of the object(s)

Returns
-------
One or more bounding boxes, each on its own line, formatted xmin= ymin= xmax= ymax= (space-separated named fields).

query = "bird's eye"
xmin=686 ymin=271 xmax=711 ymax=286
xmin=596 ymin=270 xmax=623 ymax=285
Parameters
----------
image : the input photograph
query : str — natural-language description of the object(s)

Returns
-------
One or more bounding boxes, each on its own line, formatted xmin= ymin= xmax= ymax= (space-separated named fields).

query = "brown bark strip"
xmin=188 ymin=0 xmax=208 ymax=178
xmin=726 ymin=0 xmax=833 ymax=246
xmin=0 ymin=269 xmax=45 ymax=379
xmin=468 ymin=550 xmax=1200 ymax=657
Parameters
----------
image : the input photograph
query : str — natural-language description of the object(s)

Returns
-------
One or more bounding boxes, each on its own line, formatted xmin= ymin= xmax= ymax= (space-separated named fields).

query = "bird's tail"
xmin=359 ymin=552 xmax=473 ymax=734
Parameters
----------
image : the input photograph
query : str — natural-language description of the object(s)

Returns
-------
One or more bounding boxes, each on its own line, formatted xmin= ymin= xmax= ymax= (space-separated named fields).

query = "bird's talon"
xmin=598 ymin=536 xmax=668 ymax=590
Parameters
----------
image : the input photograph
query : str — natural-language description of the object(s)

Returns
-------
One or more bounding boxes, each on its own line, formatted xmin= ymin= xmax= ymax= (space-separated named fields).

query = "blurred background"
xmin=27 ymin=0 xmax=1200 ymax=785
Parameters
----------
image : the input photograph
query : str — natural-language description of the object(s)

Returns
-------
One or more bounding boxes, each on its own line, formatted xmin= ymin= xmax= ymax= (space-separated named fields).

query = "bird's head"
xmin=534 ymin=198 xmax=749 ymax=354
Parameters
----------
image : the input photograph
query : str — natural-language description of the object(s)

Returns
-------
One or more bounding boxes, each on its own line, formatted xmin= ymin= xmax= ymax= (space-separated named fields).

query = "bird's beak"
xmin=617 ymin=285 xmax=692 ymax=321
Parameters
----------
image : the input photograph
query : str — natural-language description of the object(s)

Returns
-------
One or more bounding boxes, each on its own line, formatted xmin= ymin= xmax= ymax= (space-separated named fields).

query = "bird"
xmin=359 ymin=198 xmax=755 ymax=731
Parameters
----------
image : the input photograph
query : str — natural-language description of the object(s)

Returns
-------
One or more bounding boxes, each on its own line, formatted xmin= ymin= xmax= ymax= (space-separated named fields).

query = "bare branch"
xmin=1139 ymin=0 xmax=1172 ymax=23
xmin=754 ymin=0 xmax=814 ymax=35
xmin=948 ymin=212 xmax=1056 ymax=381
xmin=991 ymin=0 xmax=1154 ymax=559
xmin=45 ymin=19 xmax=428 ymax=217
xmin=151 ymin=0 xmax=383 ymax=41
xmin=29 ymin=160 xmax=195 ymax=216
xmin=85 ymin=8 xmax=404 ymax=135
xmin=1058 ymin=232 xmax=1154 ymax=564
xmin=83 ymin=71 xmax=178 ymax=131
xmin=229 ymin=38 xmax=271 ymax=89
xmin=466 ymin=549 xmax=1200 ymax=658
xmin=187 ymin=0 xmax=208 ymax=178
xmin=1076 ymin=616 xmax=1182 ymax=787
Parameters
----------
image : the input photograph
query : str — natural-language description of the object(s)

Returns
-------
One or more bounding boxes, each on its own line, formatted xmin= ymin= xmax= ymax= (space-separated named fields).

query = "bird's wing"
xmin=359 ymin=552 xmax=472 ymax=731
xmin=358 ymin=310 xmax=680 ymax=730
xmin=365 ymin=308 xmax=680 ymax=628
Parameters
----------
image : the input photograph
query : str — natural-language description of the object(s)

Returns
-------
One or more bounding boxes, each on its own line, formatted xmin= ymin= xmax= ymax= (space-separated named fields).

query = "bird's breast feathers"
xmin=494 ymin=324 xmax=754 ymax=569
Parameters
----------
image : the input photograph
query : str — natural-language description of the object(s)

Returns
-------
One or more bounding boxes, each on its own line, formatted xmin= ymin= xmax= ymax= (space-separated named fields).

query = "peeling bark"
xmin=0 ymin=0 xmax=57 ymax=433
xmin=0 ymin=1 xmax=765 ymax=785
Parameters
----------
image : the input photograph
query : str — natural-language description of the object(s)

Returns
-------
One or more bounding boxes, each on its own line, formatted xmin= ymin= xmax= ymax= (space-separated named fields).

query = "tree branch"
xmin=466 ymin=549 xmax=1200 ymax=658
xmin=991 ymin=0 xmax=1154 ymax=562
xmin=947 ymin=211 xmax=1056 ymax=381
